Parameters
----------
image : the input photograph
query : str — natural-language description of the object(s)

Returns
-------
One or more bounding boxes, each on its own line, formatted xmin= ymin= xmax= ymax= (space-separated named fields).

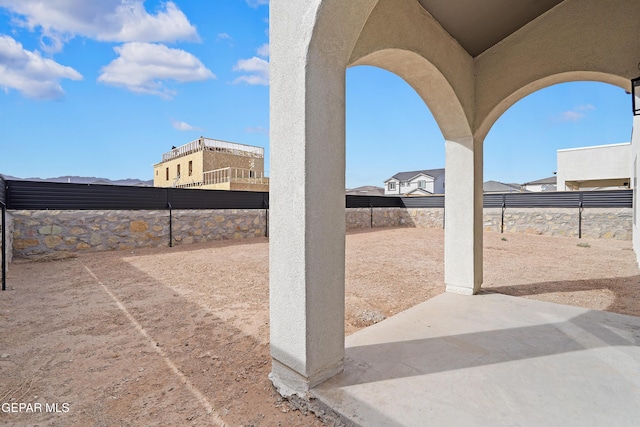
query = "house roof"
xmin=345 ymin=186 xmax=385 ymax=196
xmin=405 ymin=188 xmax=433 ymax=196
xmin=524 ymin=176 xmax=557 ymax=185
xmin=483 ymin=180 xmax=523 ymax=193
xmin=385 ymin=168 xmax=445 ymax=182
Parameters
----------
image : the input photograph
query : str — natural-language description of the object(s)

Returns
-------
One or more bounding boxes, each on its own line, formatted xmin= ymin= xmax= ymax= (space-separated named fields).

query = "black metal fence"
xmin=0 ymin=179 xmax=634 ymax=290
xmin=482 ymin=190 xmax=633 ymax=208
xmin=3 ymin=180 xmax=633 ymax=210
xmin=5 ymin=180 xmax=269 ymax=210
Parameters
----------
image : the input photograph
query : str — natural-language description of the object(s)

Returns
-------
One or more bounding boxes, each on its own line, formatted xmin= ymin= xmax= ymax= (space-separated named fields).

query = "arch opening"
xmin=482 ymin=80 xmax=635 ymax=315
xmin=345 ymin=64 xmax=448 ymax=334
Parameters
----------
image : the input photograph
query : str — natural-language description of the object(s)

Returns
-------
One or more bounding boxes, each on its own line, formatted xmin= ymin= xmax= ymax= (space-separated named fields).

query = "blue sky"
xmin=0 ymin=1 xmax=634 ymax=188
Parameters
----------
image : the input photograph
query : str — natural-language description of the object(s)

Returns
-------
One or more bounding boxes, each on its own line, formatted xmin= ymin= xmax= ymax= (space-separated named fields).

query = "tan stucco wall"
xmin=557 ymin=143 xmax=632 ymax=191
xmin=153 ymin=151 xmax=204 ymax=187
xmin=269 ymin=0 xmax=640 ymax=397
xmin=154 ymin=149 xmax=265 ymax=188
xmin=474 ymin=0 xmax=640 ymax=141
xmin=349 ymin=0 xmax=473 ymax=140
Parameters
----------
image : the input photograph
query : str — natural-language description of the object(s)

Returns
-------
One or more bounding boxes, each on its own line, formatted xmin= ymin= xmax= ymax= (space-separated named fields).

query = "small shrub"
xmin=501 ymin=237 xmax=507 ymax=241
xmin=577 ymin=242 xmax=590 ymax=248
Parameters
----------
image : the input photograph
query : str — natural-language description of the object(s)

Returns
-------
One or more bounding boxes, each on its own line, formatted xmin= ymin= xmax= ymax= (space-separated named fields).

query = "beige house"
xmin=522 ymin=176 xmax=557 ymax=192
xmin=153 ymin=137 xmax=268 ymax=192
xmin=557 ymin=142 xmax=631 ymax=191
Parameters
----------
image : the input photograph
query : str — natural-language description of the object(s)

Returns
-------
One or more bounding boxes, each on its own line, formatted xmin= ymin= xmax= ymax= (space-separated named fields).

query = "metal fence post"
xmin=578 ymin=193 xmax=584 ymax=239
xmin=501 ymin=194 xmax=506 ymax=234
xmin=168 ymin=201 xmax=173 ymax=248
xmin=263 ymin=197 xmax=269 ymax=238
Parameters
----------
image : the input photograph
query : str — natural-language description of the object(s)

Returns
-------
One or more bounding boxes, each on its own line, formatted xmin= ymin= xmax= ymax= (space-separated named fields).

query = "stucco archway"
xmin=477 ymin=72 xmax=632 ymax=143
xmin=270 ymin=0 xmax=484 ymax=396
xmin=269 ymin=0 xmax=640 ymax=398
xmin=349 ymin=48 xmax=470 ymax=141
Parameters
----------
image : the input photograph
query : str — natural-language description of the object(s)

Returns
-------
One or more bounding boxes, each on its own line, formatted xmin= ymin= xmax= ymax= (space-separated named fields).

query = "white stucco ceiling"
xmin=417 ymin=0 xmax=565 ymax=57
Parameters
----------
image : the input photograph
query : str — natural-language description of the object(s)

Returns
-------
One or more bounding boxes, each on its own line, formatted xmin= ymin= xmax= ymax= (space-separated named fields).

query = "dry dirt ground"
xmin=1 ymin=227 xmax=639 ymax=426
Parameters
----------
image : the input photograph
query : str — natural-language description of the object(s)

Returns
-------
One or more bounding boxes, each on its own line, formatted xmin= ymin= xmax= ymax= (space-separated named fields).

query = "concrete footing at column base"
xmin=445 ymin=284 xmax=479 ymax=295
xmin=269 ymin=358 xmax=344 ymax=398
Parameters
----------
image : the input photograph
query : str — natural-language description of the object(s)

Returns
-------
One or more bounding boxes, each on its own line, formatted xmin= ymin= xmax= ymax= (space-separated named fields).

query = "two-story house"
xmin=384 ymin=168 xmax=445 ymax=196
xmin=153 ymin=137 xmax=269 ymax=192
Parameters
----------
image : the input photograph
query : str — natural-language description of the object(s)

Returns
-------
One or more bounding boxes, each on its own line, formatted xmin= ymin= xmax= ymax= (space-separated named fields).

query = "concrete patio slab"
xmin=312 ymin=292 xmax=640 ymax=427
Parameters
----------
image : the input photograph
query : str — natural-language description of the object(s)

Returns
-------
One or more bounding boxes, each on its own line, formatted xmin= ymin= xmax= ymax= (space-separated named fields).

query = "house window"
xmin=177 ymin=164 xmax=181 ymax=177
xmin=418 ymin=180 xmax=426 ymax=189
xmin=388 ymin=182 xmax=396 ymax=191
xmin=165 ymin=167 xmax=169 ymax=180
xmin=402 ymin=181 xmax=409 ymax=187
xmin=188 ymin=161 xmax=193 ymax=176
xmin=155 ymin=170 xmax=158 ymax=176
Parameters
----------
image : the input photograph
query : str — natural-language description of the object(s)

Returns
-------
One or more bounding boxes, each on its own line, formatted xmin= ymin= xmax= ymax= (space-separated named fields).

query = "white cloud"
xmin=232 ymin=44 xmax=270 ymax=86
xmin=172 ymin=119 xmax=202 ymax=131
xmin=232 ymin=56 xmax=269 ymax=86
xmin=256 ymin=43 xmax=269 ymax=57
xmin=246 ymin=0 xmax=269 ymax=8
xmin=558 ymin=111 xmax=584 ymax=122
xmin=576 ymin=104 xmax=595 ymax=111
xmin=217 ymin=33 xmax=231 ymax=41
xmin=555 ymin=104 xmax=596 ymax=122
xmin=0 ymin=35 xmax=82 ymax=99
xmin=98 ymin=42 xmax=215 ymax=98
xmin=246 ymin=126 xmax=268 ymax=134
xmin=0 ymin=0 xmax=198 ymax=52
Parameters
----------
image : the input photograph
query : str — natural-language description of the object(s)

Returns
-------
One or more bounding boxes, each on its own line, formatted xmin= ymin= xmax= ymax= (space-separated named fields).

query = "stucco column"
xmin=632 ymin=114 xmax=640 ymax=263
xmin=444 ymin=136 xmax=483 ymax=294
xmin=268 ymin=1 xmax=346 ymax=397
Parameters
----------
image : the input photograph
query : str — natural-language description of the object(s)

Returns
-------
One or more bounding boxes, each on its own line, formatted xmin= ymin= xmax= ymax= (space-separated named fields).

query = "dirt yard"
xmin=1 ymin=228 xmax=639 ymax=426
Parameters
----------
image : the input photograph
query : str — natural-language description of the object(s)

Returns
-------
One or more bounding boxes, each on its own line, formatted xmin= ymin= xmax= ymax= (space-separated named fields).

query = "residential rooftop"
xmin=159 ymin=137 xmax=264 ymax=164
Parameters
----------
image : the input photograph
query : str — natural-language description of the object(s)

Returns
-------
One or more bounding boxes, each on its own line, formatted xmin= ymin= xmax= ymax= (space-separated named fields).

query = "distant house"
xmin=522 ymin=176 xmax=557 ymax=192
xmin=153 ymin=136 xmax=268 ymax=192
xmin=483 ymin=180 xmax=524 ymax=193
xmin=345 ymin=186 xmax=385 ymax=196
xmin=557 ymin=142 xmax=632 ymax=191
xmin=384 ymin=168 xmax=445 ymax=196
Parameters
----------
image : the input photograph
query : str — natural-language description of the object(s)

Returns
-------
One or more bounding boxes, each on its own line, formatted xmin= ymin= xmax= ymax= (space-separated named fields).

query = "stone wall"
xmin=1 ymin=210 xmax=12 ymax=270
xmin=483 ymin=207 xmax=632 ymax=240
xmin=347 ymin=207 xmax=631 ymax=240
xmin=345 ymin=208 xmax=444 ymax=230
xmin=10 ymin=209 xmax=266 ymax=258
xmin=346 ymin=208 xmax=413 ymax=229
xmin=6 ymin=206 xmax=632 ymax=260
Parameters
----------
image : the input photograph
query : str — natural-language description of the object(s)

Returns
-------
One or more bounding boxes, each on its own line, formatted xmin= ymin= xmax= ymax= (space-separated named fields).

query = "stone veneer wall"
xmin=7 ymin=206 xmax=631 ymax=259
xmin=482 ymin=207 xmax=632 ymax=240
xmin=1 ymin=211 xmax=13 ymax=269
xmin=345 ymin=208 xmax=444 ymax=230
xmin=347 ymin=207 xmax=631 ymax=240
xmin=11 ymin=209 xmax=266 ymax=258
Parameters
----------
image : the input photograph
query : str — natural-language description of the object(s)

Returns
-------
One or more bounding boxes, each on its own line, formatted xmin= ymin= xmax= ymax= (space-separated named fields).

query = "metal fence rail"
xmin=483 ymin=190 xmax=633 ymax=208
xmin=3 ymin=180 xmax=633 ymax=210
xmin=5 ymin=180 xmax=269 ymax=210
xmin=346 ymin=194 xmax=403 ymax=208
xmin=402 ymin=195 xmax=445 ymax=208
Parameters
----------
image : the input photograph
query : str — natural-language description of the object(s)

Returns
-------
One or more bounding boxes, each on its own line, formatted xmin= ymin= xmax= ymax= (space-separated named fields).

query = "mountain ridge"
xmin=1 ymin=174 xmax=153 ymax=187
